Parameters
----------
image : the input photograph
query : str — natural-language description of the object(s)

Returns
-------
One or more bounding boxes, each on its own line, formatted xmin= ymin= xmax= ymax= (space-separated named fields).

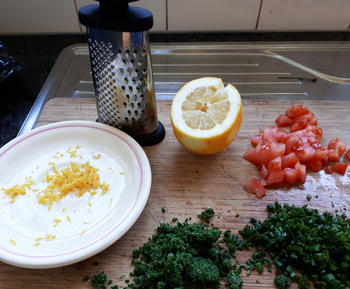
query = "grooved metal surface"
xmin=19 ymin=42 xmax=350 ymax=135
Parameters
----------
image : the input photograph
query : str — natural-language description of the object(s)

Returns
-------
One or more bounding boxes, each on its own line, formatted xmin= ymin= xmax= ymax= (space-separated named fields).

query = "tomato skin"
xmin=275 ymin=114 xmax=293 ymax=127
xmin=332 ymin=163 xmax=348 ymax=175
xmin=346 ymin=149 xmax=350 ymax=161
xmin=281 ymin=152 xmax=299 ymax=169
xmin=244 ymin=178 xmax=266 ymax=198
xmin=251 ymin=133 xmax=263 ymax=147
xmin=286 ymin=104 xmax=310 ymax=119
xmin=284 ymin=168 xmax=298 ymax=185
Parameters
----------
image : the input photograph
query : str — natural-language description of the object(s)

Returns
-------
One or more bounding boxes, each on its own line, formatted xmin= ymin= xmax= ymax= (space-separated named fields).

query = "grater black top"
xmin=78 ymin=0 xmax=153 ymax=32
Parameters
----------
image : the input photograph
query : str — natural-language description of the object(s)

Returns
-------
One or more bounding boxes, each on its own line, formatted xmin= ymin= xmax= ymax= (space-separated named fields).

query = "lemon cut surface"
xmin=171 ymin=77 xmax=242 ymax=155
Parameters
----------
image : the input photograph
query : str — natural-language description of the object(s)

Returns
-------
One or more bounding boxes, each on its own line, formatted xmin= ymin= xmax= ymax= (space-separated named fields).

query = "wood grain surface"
xmin=1 ymin=98 xmax=349 ymax=289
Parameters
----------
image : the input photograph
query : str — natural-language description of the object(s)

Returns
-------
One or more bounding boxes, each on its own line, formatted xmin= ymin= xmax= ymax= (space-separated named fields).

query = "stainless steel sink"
xmin=19 ymin=42 xmax=350 ymax=135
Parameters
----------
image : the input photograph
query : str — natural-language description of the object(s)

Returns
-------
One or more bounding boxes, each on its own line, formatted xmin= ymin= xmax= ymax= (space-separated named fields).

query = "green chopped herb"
xmin=83 ymin=276 xmax=90 ymax=282
xmin=92 ymin=261 xmax=99 ymax=266
xmin=274 ymin=275 xmax=291 ymax=289
xmin=91 ymin=272 xmax=107 ymax=289
xmin=235 ymin=214 xmax=240 ymax=218
xmin=111 ymin=286 xmax=119 ymax=289
xmin=226 ymin=271 xmax=243 ymax=289
xmin=171 ymin=217 xmax=178 ymax=223
xmin=240 ymin=202 xmax=350 ymax=289
xmin=197 ymin=208 xmax=215 ymax=223
xmin=161 ymin=208 xmax=165 ymax=213
xmin=306 ymin=194 xmax=312 ymax=201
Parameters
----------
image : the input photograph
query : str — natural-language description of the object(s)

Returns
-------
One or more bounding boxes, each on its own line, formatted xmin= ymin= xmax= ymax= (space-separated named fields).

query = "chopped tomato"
xmin=332 ymin=163 xmax=348 ymax=175
xmin=286 ymin=104 xmax=309 ymax=119
xmin=275 ymin=114 xmax=293 ymax=127
xmin=244 ymin=142 xmax=286 ymax=167
xmin=328 ymin=138 xmax=346 ymax=156
xmin=266 ymin=156 xmax=284 ymax=185
xmin=260 ymin=164 xmax=269 ymax=179
xmin=327 ymin=149 xmax=340 ymax=162
xmin=243 ymin=103 xmax=349 ymax=198
xmin=276 ymin=128 xmax=289 ymax=143
xmin=244 ymin=179 xmax=266 ymax=198
xmin=281 ymin=152 xmax=299 ymax=169
xmin=346 ymin=149 xmax=350 ymax=161
xmin=251 ymin=133 xmax=263 ymax=147
xmin=290 ymin=112 xmax=318 ymax=132
xmin=283 ymin=168 xmax=298 ymax=185
xmin=263 ymin=127 xmax=278 ymax=143
xmin=313 ymin=149 xmax=328 ymax=161
xmin=306 ymin=159 xmax=323 ymax=172
xmin=324 ymin=166 xmax=333 ymax=174
xmin=295 ymin=162 xmax=306 ymax=183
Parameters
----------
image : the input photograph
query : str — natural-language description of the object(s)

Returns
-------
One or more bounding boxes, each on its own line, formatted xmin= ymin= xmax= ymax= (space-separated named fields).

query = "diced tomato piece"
xmin=256 ymin=142 xmax=286 ymax=167
xmin=332 ymin=163 xmax=348 ymax=175
xmin=275 ymin=114 xmax=293 ymax=127
xmin=324 ymin=166 xmax=333 ymax=174
xmin=346 ymin=149 xmax=350 ymax=161
xmin=260 ymin=164 xmax=269 ymax=179
xmin=276 ymin=128 xmax=289 ymax=143
xmin=284 ymin=168 xmax=298 ymax=185
xmin=244 ymin=178 xmax=266 ymax=198
xmin=281 ymin=152 xmax=299 ymax=169
xmin=294 ymin=142 xmax=316 ymax=162
xmin=328 ymin=138 xmax=346 ymax=156
xmin=243 ymin=148 xmax=259 ymax=166
xmin=295 ymin=162 xmax=306 ymax=183
xmin=286 ymin=104 xmax=310 ymax=119
xmin=263 ymin=127 xmax=278 ymax=143
xmin=327 ymin=149 xmax=340 ymax=162
xmin=266 ymin=156 xmax=284 ymax=185
xmin=290 ymin=120 xmax=306 ymax=132
xmin=306 ymin=159 xmax=323 ymax=172
xmin=251 ymin=133 xmax=263 ymax=147
xmin=313 ymin=150 xmax=328 ymax=161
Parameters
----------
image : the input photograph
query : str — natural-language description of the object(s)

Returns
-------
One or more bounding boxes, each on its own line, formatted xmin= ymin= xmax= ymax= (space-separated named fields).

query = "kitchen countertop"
xmin=1 ymin=31 xmax=350 ymax=147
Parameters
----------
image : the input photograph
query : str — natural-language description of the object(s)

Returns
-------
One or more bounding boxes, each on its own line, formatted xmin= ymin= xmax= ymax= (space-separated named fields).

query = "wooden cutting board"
xmin=1 ymin=98 xmax=349 ymax=289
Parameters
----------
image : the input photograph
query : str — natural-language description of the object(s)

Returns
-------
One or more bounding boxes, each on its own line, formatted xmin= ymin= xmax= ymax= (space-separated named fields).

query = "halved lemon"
xmin=170 ymin=77 xmax=242 ymax=155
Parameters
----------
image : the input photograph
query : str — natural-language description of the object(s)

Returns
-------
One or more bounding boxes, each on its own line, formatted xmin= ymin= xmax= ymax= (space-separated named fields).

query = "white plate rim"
xmin=0 ymin=120 xmax=152 ymax=268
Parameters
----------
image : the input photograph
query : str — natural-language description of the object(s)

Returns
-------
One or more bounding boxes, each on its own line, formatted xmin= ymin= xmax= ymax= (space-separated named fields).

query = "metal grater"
xmin=79 ymin=0 xmax=165 ymax=145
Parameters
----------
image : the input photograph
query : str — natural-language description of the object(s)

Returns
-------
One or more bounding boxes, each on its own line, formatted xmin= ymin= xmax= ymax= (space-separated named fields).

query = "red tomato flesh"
xmin=244 ymin=179 xmax=266 ymax=198
xmin=243 ymin=104 xmax=349 ymax=198
xmin=332 ymin=163 xmax=348 ymax=175
xmin=275 ymin=114 xmax=293 ymax=127
xmin=286 ymin=104 xmax=309 ymax=119
xmin=281 ymin=152 xmax=299 ymax=169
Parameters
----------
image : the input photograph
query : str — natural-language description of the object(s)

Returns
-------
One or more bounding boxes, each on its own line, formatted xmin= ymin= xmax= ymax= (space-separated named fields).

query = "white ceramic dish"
xmin=0 ymin=121 xmax=151 ymax=269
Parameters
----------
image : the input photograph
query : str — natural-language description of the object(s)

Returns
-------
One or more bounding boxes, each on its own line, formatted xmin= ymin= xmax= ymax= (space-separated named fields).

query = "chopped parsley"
xmin=88 ymin=204 xmax=350 ymax=289
xmin=197 ymin=208 xmax=215 ymax=223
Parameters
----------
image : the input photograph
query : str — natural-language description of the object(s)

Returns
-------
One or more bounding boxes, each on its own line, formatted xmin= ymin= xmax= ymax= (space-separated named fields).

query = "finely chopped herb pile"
xmin=87 ymin=203 xmax=350 ymax=289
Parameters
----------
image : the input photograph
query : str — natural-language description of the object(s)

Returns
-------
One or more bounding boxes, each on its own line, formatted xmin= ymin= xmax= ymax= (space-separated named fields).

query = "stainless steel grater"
xmin=79 ymin=0 xmax=165 ymax=145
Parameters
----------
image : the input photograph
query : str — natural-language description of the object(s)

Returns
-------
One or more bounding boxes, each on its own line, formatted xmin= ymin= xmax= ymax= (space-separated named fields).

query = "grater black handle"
xmin=79 ymin=0 xmax=153 ymax=32
xmin=94 ymin=0 xmax=138 ymax=4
